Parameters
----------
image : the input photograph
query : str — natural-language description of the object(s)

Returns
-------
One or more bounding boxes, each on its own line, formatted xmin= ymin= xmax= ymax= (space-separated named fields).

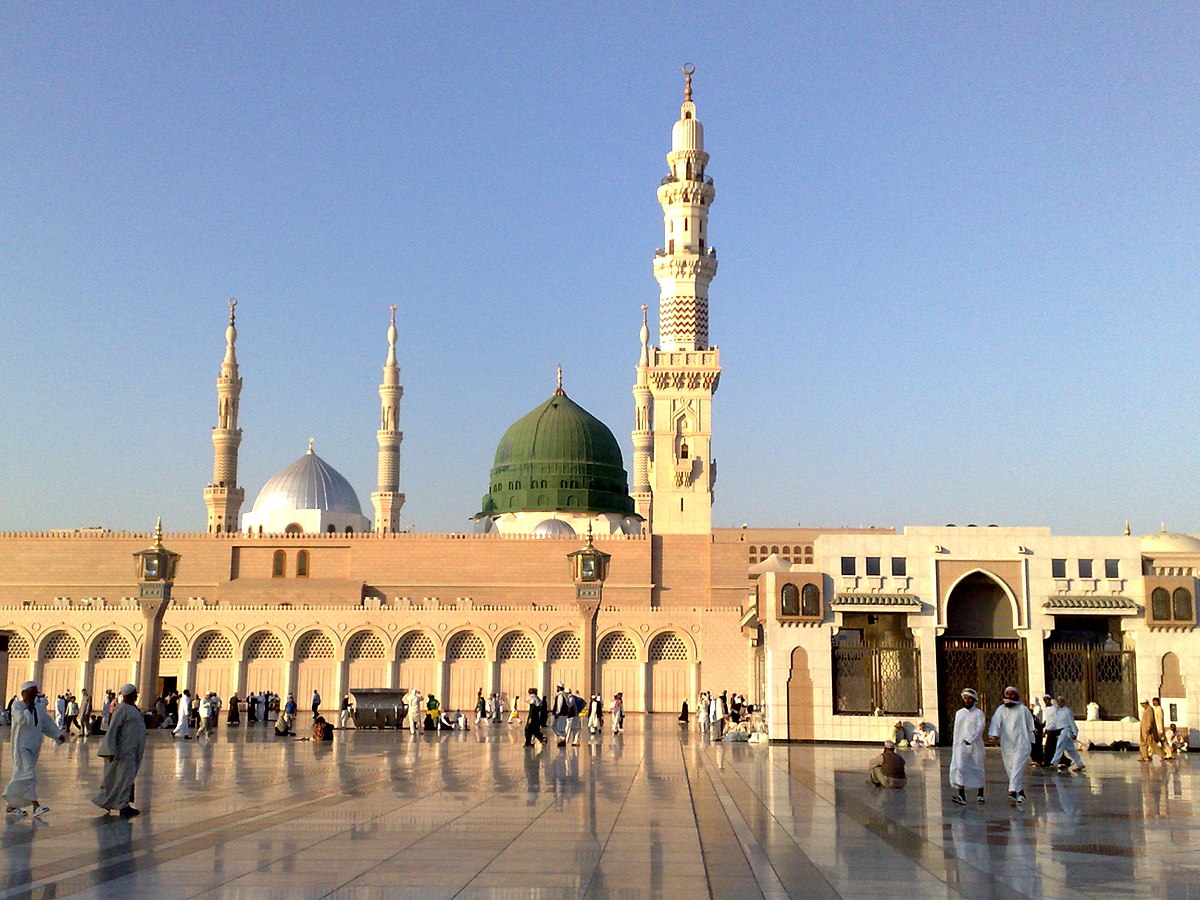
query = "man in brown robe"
xmin=1139 ymin=699 xmax=1163 ymax=762
xmin=92 ymin=684 xmax=147 ymax=817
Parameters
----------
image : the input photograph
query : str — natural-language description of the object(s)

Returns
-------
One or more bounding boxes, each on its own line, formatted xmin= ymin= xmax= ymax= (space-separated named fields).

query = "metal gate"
xmin=936 ymin=637 xmax=1027 ymax=744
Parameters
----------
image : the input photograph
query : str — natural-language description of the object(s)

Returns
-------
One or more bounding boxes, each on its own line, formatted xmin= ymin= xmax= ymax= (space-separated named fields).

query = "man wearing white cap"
xmin=950 ymin=688 xmax=986 ymax=805
xmin=4 ymin=680 xmax=66 ymax=818
xmin=92 ymin=684 xmax=147 ymax=817
xmin=988 ymin=685 xmax=1036 ymax=805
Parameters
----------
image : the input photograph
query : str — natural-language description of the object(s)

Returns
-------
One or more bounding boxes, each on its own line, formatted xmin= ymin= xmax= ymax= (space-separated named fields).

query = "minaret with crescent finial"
xmin=205 ymin=299 xmax=245 ymax=533
xmin=634 ymin=65 xmax=721 ymax=534
xmin=371 ymin=305 xmax=405 ymax=532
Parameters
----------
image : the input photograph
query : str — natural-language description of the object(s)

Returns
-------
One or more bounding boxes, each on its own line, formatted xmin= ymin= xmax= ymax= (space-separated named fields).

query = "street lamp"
xmin=567 ymin=525 xmax=611 ymax=693
xmin=133 ymin=518 xmax=180 ymax=713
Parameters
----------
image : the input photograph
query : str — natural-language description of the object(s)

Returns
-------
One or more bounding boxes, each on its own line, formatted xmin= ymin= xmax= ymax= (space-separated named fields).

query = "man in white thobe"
xmin=949 ymin=688 xmax=986 ymax=805
xmin=92 ymin=684 xmax=147 ymax=817
xmin=988 ymin=685 xmax=1035 ymax=804
xmin=173 ymin=690 xmax=192 ymax=740
xmin=4 ymin=681 xmax=66 ymax=818
xmin=1049 ymin=696 xmax=1085 ymax=771
xmin=405 ymin=688 xmax=424 ymax=734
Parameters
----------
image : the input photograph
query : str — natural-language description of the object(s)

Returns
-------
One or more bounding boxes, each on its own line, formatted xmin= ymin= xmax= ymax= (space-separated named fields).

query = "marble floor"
xmin=0 ymin=716 xmax=1196 ymax=899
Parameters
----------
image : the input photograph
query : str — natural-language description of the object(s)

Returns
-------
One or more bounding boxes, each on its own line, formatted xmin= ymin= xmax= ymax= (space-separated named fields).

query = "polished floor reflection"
xmin=0 ymin=716 xmax=1196 ymax=898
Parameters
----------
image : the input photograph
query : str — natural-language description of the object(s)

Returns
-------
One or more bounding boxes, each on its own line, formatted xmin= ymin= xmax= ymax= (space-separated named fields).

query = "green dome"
xmin=476 ymin=388 xmax=634 ymax=519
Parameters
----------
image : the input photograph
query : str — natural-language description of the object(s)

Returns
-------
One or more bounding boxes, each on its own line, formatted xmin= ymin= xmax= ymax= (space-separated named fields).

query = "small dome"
xmin=252 ymin=445 xmax=362 ymax=516
xmin=1140 ymin=531 xmax=1200 ymax=554
xmin=533 ymin=519 xmax=576 ymax=537
xmin=672 ymin=111 xmax=704 ymax=153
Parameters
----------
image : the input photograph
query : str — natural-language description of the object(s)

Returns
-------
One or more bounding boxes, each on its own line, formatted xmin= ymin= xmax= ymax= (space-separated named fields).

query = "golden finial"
xmin=389 ymin=303 xmax=396 ymax=326
xmin=228 ymin=298 xmax=237 ymax=324
xmin=307 ymin=437 xmax=315 ymax=454
xmin=682 ymin=63 xmax=695 ymax=102
xmin=554 ymin=364 xmax=565 ymax=396
xmin=1123 ymin=520 xmax=1131 ymax=537
xmin=153 ymin=516 xmax=164 ymax=549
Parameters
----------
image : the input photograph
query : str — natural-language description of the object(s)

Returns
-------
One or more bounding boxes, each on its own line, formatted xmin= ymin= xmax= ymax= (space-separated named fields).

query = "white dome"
xmin=1140 ymin=531 xmax=1200 ymax=554
xmin=533 ymin=519 xmax=576 ymax=537
xmin=251 ymin=445 xmax=362 ymax=516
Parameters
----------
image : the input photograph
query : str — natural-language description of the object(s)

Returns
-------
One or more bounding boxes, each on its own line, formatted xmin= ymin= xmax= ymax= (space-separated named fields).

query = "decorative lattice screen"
xmin=599 ymin=633 xmax=637 ymax=661
xmin=43 ymin=632 xmax=81 ymax=660
xmin=92 ymin=632 xmax=132 ymax=659
xmin=447 ymin=632 xmax=486 ymax=660
xmin=649 ymin=633 xmax=690 ymax=661
xmin=296 ymin=632 xmax=335 ymax=659
xmin=548 ymin=631 xmax=581 ymax=660
xmin=498 ymin=632 xmax=537 ymax=660
xmin=194 ymin=632 xmax=234 ymax=660
xmin=245 ymin=632 xmax=285 ymax=660
xmin=397 ymin=631 xmax=435 ymax=659
xmin=347 ymin=632 xmax=386 ymax=660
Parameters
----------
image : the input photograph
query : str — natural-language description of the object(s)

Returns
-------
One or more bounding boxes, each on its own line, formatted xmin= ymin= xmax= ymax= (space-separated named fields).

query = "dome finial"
xmin=389 ymin=303 xmax=396 ymax=328
xmin=228 ymin=297 xmax=237 ymax=325
xmin=682 ymin=63 xmax=694 ymax=102
xmin=1123 ymin=519 xmax=1131 ymax=536
xmin=307 ymin=437 xmax=315 ymax=455
xmin=554 ymin=363 xmax=565 ymax=396
xmin=153 ymin=516 xmax=163 ymax=549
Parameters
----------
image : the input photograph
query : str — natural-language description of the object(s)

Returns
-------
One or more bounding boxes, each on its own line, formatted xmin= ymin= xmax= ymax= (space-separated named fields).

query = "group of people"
xmin=5 ymin=680 xmax=146 ymax=820
xmin=402 ymin=685 xmax=625 ymax=744
xmin=695 ymin=690 xmax=754 ymax=737
xmin=1139 ymin=696 xmax=1187 ymax=760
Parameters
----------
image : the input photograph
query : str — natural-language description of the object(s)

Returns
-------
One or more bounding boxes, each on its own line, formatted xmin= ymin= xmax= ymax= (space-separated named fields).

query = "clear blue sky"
xmin=2 ymin=6 xmax=1197 ymax=536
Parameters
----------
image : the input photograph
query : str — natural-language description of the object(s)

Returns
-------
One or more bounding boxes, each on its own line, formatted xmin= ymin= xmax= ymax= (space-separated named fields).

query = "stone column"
xmin=137 ymin=591 xmax=170 ymax=707
xmin=577 ymin=600 xmax=599 ymax=693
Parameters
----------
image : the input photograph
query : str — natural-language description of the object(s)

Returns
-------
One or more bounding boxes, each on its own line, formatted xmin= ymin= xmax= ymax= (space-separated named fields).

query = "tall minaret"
xmin=633 ymin=65 xmax=722 ymax=534
xmin=204 ymin=299 xmax=245 ymax=533
xmin=371 ymin=304 xmax=405 ymax=533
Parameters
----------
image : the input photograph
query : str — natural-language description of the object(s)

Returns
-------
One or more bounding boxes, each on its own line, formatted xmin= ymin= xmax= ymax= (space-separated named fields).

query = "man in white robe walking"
xmin=988 ymin=685 xmax=1035 ymax=805
xmin=1049 ymin=695 xmax=1086 ymax=772
xmin=92 ymin=684 xmax=147 ymax=817
xmin=950 ymin=688 xmax=986 ymax=806
xmin=4 ymin=680 xmax=66 ymax=818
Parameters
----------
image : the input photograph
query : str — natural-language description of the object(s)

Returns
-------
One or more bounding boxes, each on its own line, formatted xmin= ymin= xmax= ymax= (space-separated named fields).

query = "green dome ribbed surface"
xmin=476 ymin=390 xmax=633 ymax=518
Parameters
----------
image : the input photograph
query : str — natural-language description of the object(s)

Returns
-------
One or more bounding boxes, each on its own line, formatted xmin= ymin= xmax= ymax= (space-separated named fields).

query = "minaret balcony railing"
xmin=660 ymin=174 xmax=714 ymax=186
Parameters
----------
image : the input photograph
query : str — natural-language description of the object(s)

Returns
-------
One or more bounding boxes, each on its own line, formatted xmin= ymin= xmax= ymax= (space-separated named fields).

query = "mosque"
xmin=0 ymin=69 xmax=1196 ymax=747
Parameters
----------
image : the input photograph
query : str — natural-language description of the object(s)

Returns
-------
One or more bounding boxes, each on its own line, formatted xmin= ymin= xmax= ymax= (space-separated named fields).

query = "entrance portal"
xmin=936 ymin=571 xmax=1027 ymax=743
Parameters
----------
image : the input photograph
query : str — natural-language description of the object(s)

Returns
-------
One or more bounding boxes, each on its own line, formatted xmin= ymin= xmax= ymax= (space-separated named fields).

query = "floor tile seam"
xmin=681 ymin=743 xmax=754 ymax=900
xmin=323 ymin=781 xmax=563 ymax=899
xmin=577 ymin=747 xmax=652 ymax=899
xmin=733 ymin=754 xmax=1029 ymax=899
xmin=3 ymin=755 xmax=462 ymax=898
xmin=695 ymin=748 xmax=793 ymax=898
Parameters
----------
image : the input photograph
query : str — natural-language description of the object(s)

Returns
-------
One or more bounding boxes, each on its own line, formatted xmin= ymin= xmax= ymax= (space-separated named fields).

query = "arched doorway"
xmin=444 ymin=631 xmax=486 ymax=712
xmin=546 ymin=631 xmax=581 ymax=697
xmin=598 ymin=632 xmax=640 ymax=711
xmin=345 ymin=631 xmax=388 ymax=691
xmin=192 ymin=631 xmax=234 ymax=699
xmin=90 ymin=631 xmax=134 ymax=699
xmin=1160 ymin=652 xmax=1187 ymax=734
xmin=40 ymin=631 xmax=81 ymax=700
xmin=5 ymin=634 xmax=32 ymax=700
xmin=243 ymin=631 xmax=286 ymax=695
xmin=496 ymin=631 xmax=537 ymax=707
xmin=295 ymin=631 xmax=336 ymax=712
xmin=936 ymin=571 xmax=1027 ymax=741
xmin=647 ymin=632 xmax=692 ymax=713
xmin=786 ymin=645 xmax=815 ymax=741
xmin=396 ymin=631 xmax=436 ymax=695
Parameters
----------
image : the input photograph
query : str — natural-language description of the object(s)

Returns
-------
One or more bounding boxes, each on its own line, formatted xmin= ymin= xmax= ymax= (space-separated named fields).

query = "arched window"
xmin=327 ymin=524 xmax=336 ymax=533
xmin=285 ymin=523 xmax=302 ymax=534
xmin=801 ymin=584 xmax=821 ymax=617
xmin=1151 ymin=588 xmax=1172 ymax=621
xmin=296 ymin=550 xmax=309 ymax=578
xmin=345 ymin=526 xmax=354 ymax=534
xmin=1173 ymin=588 xmax=1193 ymax=621
xmin=680 ymin=441 xmax=689 ymax=459
xmin=781 ymin=584 xmax=800 ymax=616
xmin=271 ymin=550 xmax=286 ymax=578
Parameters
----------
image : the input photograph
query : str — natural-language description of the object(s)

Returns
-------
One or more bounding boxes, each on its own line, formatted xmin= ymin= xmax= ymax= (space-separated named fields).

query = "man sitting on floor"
xmin=869 ymin=740 xmax=907 ymax=789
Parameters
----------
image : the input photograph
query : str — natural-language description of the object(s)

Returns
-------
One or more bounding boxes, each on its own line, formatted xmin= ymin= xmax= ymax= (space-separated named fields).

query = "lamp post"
xmin=567 ymin=526 xmax=611 ymax=693
xmin=133 ymin=518 xmax=180 ymax=713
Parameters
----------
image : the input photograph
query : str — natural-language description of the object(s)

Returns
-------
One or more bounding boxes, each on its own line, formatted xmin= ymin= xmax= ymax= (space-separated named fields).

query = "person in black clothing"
xmin=524 ymin=688 xmax=546 ymax=747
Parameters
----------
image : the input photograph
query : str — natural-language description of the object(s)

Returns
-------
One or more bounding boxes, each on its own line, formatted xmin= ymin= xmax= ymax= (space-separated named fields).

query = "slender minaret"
xmin=371 ymin=304 xmax=405 ymax=532
xmin=204 ymin=299 xmax=245 ymax=533
xmin=634 ymin=65 xmax=722 ymax=534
